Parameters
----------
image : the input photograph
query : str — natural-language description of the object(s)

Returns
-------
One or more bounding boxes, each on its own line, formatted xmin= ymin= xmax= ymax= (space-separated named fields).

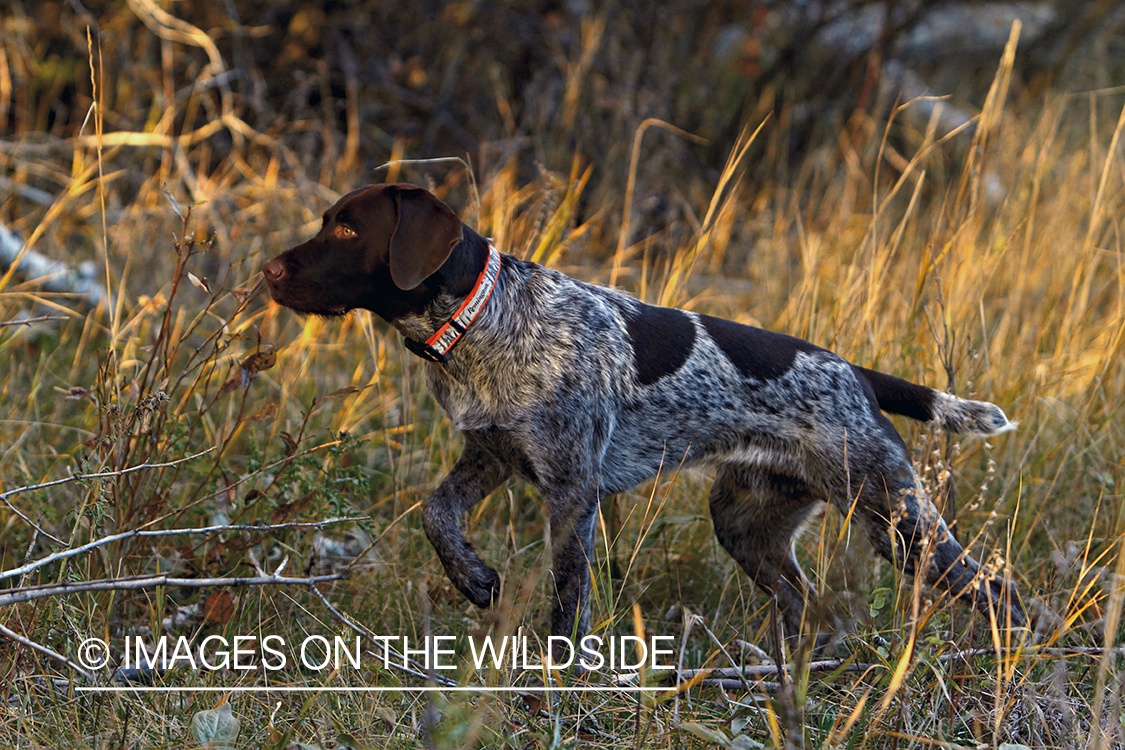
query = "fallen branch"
xmin=699 ymin=679 xmax=784 ymax=692
xmin=0 ymin=222 xmax=109 ymax=309
xmin=0 ymin=621 xmax=95 ymax=681
xmin=0 ymin=516 xmax=365 ymax=583
xmin=671 ymin=658 xmax=883 ymax=683
xmin=0 ymin=571 xmax=343 ymax=607
xmin=663 ymin=643 xmax=1125 ymax=688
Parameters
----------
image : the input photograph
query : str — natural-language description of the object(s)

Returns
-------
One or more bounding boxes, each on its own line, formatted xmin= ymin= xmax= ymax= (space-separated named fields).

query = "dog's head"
xmin=263 ymin=183 xmax=465 ymax=320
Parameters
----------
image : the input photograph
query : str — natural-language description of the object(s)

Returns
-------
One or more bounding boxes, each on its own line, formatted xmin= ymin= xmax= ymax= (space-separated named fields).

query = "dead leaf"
xmin=222 ymin=478 xmax=237 ymax=506
xmin=202 ymin=591 xmax=235 ymax=625
xmin=218 ymin=375 xmax=241 ymax=395
xmin=188 ymin=272 xmax=211 ymax=294
xmin=322 ymin=386 xmax=364 ymax=399
xmin=241 ymin=349 xmax=277 ymax=373
xmin=249 ymin=401 xmax=278 ymax=421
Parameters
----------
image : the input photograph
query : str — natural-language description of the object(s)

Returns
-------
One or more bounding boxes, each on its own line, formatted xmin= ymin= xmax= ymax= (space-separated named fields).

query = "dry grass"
xmin=1 ymin=3 xmax=1124 ymax=749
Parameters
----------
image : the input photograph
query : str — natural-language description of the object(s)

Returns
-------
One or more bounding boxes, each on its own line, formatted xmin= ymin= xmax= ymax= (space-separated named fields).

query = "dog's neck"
xmin=397 ymin=228 xmax=501 ymax=363
xmin=437 ymin=226 xmax=493 ymax=297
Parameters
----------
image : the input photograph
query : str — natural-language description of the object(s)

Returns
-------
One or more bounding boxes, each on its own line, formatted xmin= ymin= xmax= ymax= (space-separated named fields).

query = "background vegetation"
xmin=1 ymin=1 xmax=1124 ymax=747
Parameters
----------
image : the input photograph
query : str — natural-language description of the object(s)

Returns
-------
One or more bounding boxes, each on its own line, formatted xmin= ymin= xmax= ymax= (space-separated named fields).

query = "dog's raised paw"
xmin=459 ymin=566 xmax=501 ymax=609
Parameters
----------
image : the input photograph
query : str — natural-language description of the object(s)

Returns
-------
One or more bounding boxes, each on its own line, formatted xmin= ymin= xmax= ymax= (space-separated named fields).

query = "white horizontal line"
xmin=77 ymin=685 xmax=666 ymax=693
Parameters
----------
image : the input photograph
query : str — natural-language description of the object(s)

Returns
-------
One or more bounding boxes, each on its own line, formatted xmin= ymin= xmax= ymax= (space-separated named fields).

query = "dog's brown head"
xmin=263 ymin=183 xmax=466 ymax=320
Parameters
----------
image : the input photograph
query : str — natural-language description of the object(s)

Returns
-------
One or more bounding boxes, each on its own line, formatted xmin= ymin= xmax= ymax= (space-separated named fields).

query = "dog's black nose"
xmin=263 ymin=259 xmax=285 ymax=282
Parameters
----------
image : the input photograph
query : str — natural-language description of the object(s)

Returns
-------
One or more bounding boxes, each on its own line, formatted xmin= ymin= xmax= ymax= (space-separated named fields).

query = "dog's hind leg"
xmin=422 ymin=432 xmax=513 ymax=609
xmin=708 ymin=466 xmax=829 ymax=643
xmin=840 ymin=425 xmax=1027 ymax=628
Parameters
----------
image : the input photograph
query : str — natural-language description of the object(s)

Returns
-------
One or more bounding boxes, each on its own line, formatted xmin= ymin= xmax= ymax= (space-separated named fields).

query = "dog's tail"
xmin=857 ymin=366 xmax=1015 ymax=438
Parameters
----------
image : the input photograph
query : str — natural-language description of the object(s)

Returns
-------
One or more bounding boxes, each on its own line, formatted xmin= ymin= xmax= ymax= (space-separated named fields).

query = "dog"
xmin=263 ymin=182 xmax=1026 ymax=652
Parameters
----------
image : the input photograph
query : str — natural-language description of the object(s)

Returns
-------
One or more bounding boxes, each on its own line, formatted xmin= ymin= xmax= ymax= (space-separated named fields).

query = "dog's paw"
xmin=459 ymin=566 xmax=501 ymax=609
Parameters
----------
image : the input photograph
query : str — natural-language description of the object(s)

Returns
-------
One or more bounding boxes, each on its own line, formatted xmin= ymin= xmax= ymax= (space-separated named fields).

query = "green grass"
xmin=2 ymin=5 xmax=1125 ymax=749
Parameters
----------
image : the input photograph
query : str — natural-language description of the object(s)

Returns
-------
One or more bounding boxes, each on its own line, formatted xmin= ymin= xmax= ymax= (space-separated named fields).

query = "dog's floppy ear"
xmin=388 ymin=185 xmax=464 ymax=290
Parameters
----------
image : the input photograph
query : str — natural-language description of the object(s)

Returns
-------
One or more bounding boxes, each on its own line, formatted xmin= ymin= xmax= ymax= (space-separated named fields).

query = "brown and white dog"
xmin=264 ymin=183 xmax=1025 ymax=653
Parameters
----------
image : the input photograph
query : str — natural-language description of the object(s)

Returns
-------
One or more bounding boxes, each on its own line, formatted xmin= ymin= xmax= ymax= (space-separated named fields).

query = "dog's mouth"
xmin=301 ymin=303 xmax=350 ymax=317
xmin=265 ymin=284 xmax=350 ymax=317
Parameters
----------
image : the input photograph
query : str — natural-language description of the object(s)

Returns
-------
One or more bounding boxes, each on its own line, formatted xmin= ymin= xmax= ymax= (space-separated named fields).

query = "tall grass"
xmin=1 ymin=6 xmax=1124 ymax=749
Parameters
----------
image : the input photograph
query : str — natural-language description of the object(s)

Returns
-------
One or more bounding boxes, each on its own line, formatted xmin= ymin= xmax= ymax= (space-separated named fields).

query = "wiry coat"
xmin=264 ymin=183 xmax=1026 ymax=650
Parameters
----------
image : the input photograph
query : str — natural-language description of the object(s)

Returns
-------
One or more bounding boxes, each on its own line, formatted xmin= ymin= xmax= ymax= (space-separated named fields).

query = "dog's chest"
xmin=424 ymin=364 xmax=521 ymax=430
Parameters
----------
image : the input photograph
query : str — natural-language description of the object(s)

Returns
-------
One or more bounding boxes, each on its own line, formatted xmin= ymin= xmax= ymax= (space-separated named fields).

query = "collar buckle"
xmin=404 ymin=336 xmax=449 ymax=363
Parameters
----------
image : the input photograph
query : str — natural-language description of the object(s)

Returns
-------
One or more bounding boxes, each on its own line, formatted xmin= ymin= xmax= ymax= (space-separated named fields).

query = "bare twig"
xmin=0 ymin=448 xmax=215 ymax=504
xmin=665 ymin=644 xmax=1125 ymax=687
xmin=0 ymin=448 xmax=217 ymax=544
xmin=0 ymin=572 xmax=343 ymax=607
xmin=0 ymin=517 xmax=365 ymax=582
xmin=699 ymin=679 xmax=784 ymax=692
xmin=671 ymin=658 xmax=881 ymax=683
xmin=0 ymin=621 xmax=94 ymax=681
xmin=0 ymin=502 xmax=63 ymax=545
xmin=0 ymin=314 xmax=70 ymax=327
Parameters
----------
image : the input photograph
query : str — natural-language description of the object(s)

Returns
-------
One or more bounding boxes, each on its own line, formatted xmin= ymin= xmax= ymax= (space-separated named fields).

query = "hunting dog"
xmin=263 ymin=183 xmax=1026 ymax=650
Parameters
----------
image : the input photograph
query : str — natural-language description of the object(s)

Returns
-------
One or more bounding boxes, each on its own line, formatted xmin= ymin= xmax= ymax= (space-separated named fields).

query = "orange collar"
xmin=405 ymin=243 xmax=501 ymax=363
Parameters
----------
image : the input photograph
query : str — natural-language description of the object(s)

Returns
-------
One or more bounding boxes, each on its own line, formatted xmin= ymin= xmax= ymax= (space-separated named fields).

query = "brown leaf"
xmin=280 ymin=431 xmax=298 ymax=456
xmin=249 ymin=401 xmax=278 ymax=421
xmin=240 ymin=349 xmax=277 ymax=373
xmin=222 ymin=478 xmax=237 ymax=507
xmin=218 ymin=374 xmax=242 ymax=395
xmin=323 ymin=386 xmax=364 ymax=399
xmin=83 ymin=435 xmax=114 ymax=451
xmin=202 ymin=590 xmax=235 ymax=624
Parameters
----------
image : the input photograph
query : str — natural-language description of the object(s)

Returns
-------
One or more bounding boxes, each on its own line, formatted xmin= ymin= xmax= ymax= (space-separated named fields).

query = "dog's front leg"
xmin=422 ymin=432 xmax=513 ymax=608
xmin=547 ymin=492 xmax=600 ymax=662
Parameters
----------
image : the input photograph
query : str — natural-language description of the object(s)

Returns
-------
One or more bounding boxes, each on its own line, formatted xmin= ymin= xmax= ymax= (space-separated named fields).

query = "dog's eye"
xmin=334 ymin=224 xmax=356 ymax=239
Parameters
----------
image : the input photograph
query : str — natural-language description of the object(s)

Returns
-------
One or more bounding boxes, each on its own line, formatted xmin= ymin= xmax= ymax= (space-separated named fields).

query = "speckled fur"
xmin=264 ymin=184 xmax=1026 ymax=651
